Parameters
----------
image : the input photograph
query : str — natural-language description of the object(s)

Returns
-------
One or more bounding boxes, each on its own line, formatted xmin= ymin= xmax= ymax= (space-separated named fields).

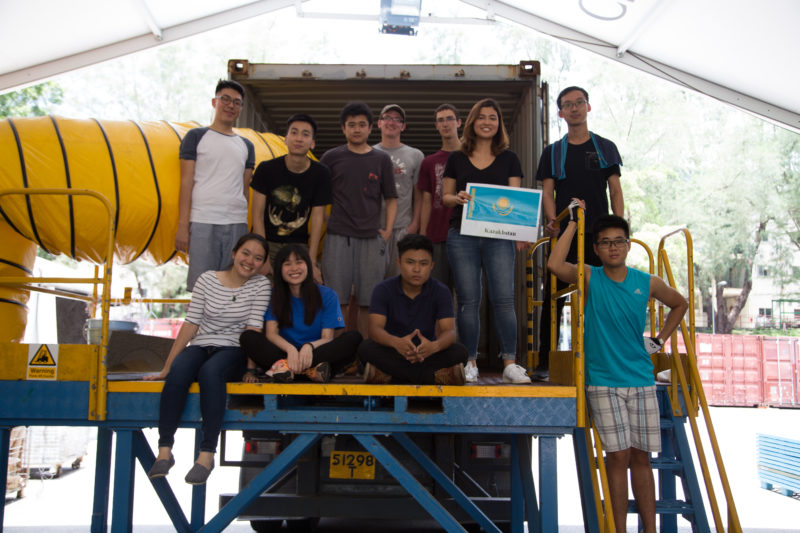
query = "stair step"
xmin=650 ymin=456 xmax=682 ymax=470
xmin=622 ymin=498 xmax=696 ymax=515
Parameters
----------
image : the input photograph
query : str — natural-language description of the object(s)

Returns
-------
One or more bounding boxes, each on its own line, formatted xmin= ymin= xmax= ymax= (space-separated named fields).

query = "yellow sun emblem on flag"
xmin=492 ymin=196 xmax=514 ymax=216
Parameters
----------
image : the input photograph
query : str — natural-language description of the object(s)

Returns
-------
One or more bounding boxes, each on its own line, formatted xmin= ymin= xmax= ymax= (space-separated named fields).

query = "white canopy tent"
xmin=1 ymin=0 xmax=798 ymax=131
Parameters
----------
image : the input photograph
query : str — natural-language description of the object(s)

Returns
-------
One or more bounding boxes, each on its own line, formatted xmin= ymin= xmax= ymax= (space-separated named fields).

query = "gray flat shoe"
xmin=184 ymin=462 xmax=214 ymax=485
xmin=147 ymin=454 xmax=175 ymax=479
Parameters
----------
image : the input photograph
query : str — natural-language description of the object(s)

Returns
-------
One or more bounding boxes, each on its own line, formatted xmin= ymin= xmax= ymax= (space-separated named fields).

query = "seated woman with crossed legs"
xmin=241 ymin=243 xmax=361 ymax=382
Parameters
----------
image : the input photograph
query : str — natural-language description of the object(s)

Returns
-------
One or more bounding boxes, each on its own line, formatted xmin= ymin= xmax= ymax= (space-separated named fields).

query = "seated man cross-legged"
xmin=358 ymin=234 xmax=467 ymax=385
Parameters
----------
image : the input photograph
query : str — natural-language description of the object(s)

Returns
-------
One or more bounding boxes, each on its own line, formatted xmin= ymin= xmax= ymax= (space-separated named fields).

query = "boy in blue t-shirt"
xmin=547 ymin=203 xmax=688 ymax=533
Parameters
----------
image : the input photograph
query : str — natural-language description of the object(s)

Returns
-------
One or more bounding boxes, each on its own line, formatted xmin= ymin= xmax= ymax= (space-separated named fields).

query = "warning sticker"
xmin=27 ymin=344 xmax=59 ymax=380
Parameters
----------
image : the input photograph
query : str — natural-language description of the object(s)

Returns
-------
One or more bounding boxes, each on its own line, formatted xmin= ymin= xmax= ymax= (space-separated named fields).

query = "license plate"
xmin=329 ymin=451 xmax=376 ymax=479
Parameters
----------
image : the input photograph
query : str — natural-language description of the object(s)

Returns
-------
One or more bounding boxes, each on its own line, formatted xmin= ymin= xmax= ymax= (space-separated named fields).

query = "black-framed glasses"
xmin=596 ymin=238 xmax=629 ymax=249
xmin=217 ymin=94 xmax=243 ymax=108
xmin=380 ymin=115 xmax=404 ymax=123
xmin=561 ymin=99 xmax=587 ymax=110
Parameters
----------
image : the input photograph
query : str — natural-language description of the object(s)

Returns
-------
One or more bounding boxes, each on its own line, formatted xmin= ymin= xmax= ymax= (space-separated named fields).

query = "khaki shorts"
xmin=587 ymin=385 xmax=661 ymax=453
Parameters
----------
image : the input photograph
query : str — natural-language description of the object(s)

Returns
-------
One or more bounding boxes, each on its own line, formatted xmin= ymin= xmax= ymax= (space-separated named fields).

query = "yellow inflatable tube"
xmin=0 ymin=116 xmax=286 ymax=264
xmin=0 ymin=115 xmax=287 ymax=342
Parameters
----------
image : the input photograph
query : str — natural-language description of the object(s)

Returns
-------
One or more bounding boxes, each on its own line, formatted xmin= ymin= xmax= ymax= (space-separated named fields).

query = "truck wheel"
xmin=286 ymin=518 xmax=319 ymax=532
xmin=72 ymin=458 xmax=83 ymax=470
xmin=250 ymin=519 xmax=283 ymax=532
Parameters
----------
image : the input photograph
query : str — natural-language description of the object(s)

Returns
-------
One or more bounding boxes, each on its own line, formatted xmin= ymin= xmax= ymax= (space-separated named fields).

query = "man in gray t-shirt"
xmin=320 ymin=101 xmax=397 ymax=339
xmin=374 ymin=104 xmax=424 ymax=277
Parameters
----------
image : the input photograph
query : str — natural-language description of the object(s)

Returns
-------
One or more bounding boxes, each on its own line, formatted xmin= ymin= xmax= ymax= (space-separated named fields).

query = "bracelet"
xmin=303 ymin=342 xmax=315 ymax=353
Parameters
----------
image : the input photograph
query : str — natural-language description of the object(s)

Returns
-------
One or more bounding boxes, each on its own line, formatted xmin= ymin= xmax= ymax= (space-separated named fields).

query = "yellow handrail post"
xmin=0 ymin=188 xmax=115 ymax=422
xmin=657 ymin=229 xmax=742 ymax=533
xmin=526 ymin=238 xmax=550 ymax=372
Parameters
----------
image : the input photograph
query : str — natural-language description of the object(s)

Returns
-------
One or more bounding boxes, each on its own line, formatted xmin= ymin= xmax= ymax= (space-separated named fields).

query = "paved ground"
xmin=4 ymin=406 xmax=799 ymax=532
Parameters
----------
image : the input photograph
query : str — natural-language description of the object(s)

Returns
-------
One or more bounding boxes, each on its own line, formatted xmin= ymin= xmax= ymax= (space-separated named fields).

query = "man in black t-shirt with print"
xmin=251 ymin=114 xmax=332 ymax=282
xmin=534 ymin=86 xmax=624 ymax=380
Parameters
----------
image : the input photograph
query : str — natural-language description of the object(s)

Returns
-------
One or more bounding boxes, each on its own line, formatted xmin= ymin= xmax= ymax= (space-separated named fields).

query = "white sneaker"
xmin=464 ymin=361 xmax=479 ymax=383
xmin=503 ymin=364 xmax=532 ymax=384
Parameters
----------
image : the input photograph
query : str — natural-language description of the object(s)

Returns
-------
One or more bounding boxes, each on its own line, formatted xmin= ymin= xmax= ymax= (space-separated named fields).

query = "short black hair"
xmin=556 ymin=86 xmax=589 ymax=109
xmin=232 ymin=232 xmax=268 ymax=256
xmin=286 ymin=113 xmax=318 ymax=138
xmin=215 ymin=79 xmax=245 ymax=99
xmin=397 ymin=233 xmax=433 ymax=257
xmin=340 ymin=101 xmax=374 ymax=126
xmin=434 ymin=103 xmax=459 ymax=120
xmin=592 ymin=215 xmax=629 ymax=241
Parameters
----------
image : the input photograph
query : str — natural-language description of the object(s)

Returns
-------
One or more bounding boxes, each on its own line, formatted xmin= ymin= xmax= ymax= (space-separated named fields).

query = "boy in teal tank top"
xmin=547 ymin=205 xmax=688 ymax=533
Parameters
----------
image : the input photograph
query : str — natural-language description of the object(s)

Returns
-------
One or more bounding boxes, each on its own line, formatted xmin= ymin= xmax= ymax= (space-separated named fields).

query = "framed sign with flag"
xmin=460 ymin=183 xmax=541 ymax=241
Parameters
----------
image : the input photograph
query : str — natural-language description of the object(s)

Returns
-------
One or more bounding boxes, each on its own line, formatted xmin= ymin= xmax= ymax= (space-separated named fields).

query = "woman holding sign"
xmin=442 ymin=98 xmax=530 ymax=385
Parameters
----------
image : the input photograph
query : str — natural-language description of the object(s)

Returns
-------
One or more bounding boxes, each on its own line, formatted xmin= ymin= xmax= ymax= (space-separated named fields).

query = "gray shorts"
xmin=587 ymin=385 xmax=661 ymax=453
xmin=383 ymin=227 xmax=408 ymax=278
xmin=322 ymin=233 xmax=387 ymax=307
xmin=187 ymin=222 xmax=248 ymax=291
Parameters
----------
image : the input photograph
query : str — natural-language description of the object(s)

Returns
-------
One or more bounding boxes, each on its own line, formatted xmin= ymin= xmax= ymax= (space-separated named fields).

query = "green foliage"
xmin=732 ymin=328 xmax=800 ymax=337
xmin=0 ymin=82 xmax=63 ymax=118
xmin=125 ymin=260 xmax=189 ymax=318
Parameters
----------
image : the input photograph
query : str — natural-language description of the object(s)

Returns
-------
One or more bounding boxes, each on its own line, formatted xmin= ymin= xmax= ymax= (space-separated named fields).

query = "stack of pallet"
xmin=5 ymin=426 xmax=27 ymax=499
xmin=757 ymin=433 xmax=800 ymax=498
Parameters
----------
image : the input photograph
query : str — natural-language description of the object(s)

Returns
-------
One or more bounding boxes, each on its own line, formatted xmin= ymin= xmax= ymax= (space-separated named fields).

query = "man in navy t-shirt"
xmin=358 ymin=234 xmax=467 ymax=385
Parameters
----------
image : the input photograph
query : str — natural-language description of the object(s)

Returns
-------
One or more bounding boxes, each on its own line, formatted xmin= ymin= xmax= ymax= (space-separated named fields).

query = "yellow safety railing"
xmin=525 ymin=236 xmax=549 ymax=372
xmin=0 ymin=188 xmax=115 ymax=421
xmin=657 ymin=228 xmax=742 ymax=533
xmin=526 ymin=205 xmax=587 ymax=423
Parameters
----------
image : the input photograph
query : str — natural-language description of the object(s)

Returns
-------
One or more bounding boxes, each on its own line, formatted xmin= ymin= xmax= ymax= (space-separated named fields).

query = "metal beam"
xmin=0 ymin=0 xmax=307 ymax=92
xmin=133 ymin=0 xmax=163 ymax=41
xmin=458 ymin=0 xmax=800 ymax=133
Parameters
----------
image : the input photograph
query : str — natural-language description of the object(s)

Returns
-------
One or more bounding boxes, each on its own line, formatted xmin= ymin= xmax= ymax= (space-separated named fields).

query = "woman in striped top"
xmin=145 ymin=233 xmax=271 ymax=485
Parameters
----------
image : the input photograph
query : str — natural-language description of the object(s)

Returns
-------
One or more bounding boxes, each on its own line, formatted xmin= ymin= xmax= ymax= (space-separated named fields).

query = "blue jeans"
xmin=158 ymin=345 xmax=246 ymax=453
xmin=446 ymin=229 xmax=517 ymax=362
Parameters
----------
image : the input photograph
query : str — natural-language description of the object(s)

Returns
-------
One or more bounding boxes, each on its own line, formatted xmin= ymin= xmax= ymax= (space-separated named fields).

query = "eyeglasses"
xmin=436 ymin=116 xmax=457 ymax=123
xmin=596 ymin=238 xmax=629 ymax=249
xmin=381 ymin=116 xmax=404 ymax=123
xmin=561 ymin=99 xmax=587 ymax=110
xmin=217 ymin=94 xmax=243 ymax=108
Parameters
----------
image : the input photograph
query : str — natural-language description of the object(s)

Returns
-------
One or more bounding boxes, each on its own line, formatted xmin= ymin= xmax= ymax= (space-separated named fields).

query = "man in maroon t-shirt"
xmin=417 ymin=104 xmax=461 ymax=285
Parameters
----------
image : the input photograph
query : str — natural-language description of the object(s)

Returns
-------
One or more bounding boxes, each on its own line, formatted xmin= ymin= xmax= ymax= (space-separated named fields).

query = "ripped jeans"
xmin=446 ymin=229 xmax=517 ymax=362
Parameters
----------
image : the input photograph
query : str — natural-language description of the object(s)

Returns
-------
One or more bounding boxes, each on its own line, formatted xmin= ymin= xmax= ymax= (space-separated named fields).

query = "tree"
xmin=0 ymin=82 xmax=63 ymax=118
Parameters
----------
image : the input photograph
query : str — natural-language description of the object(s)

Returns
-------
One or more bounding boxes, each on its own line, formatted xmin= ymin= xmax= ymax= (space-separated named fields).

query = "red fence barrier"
xmin=689 ymin=334 xmax=800 ymax=407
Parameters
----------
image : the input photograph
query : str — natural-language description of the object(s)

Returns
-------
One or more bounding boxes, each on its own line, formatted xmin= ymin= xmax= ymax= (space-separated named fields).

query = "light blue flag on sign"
xmin=466 ymin=185 xmax=539 ymax=226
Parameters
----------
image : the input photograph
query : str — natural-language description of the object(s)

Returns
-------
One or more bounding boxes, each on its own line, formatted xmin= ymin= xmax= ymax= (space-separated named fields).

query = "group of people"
xmin=145 ymin=79 xmax=689 ymax=533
